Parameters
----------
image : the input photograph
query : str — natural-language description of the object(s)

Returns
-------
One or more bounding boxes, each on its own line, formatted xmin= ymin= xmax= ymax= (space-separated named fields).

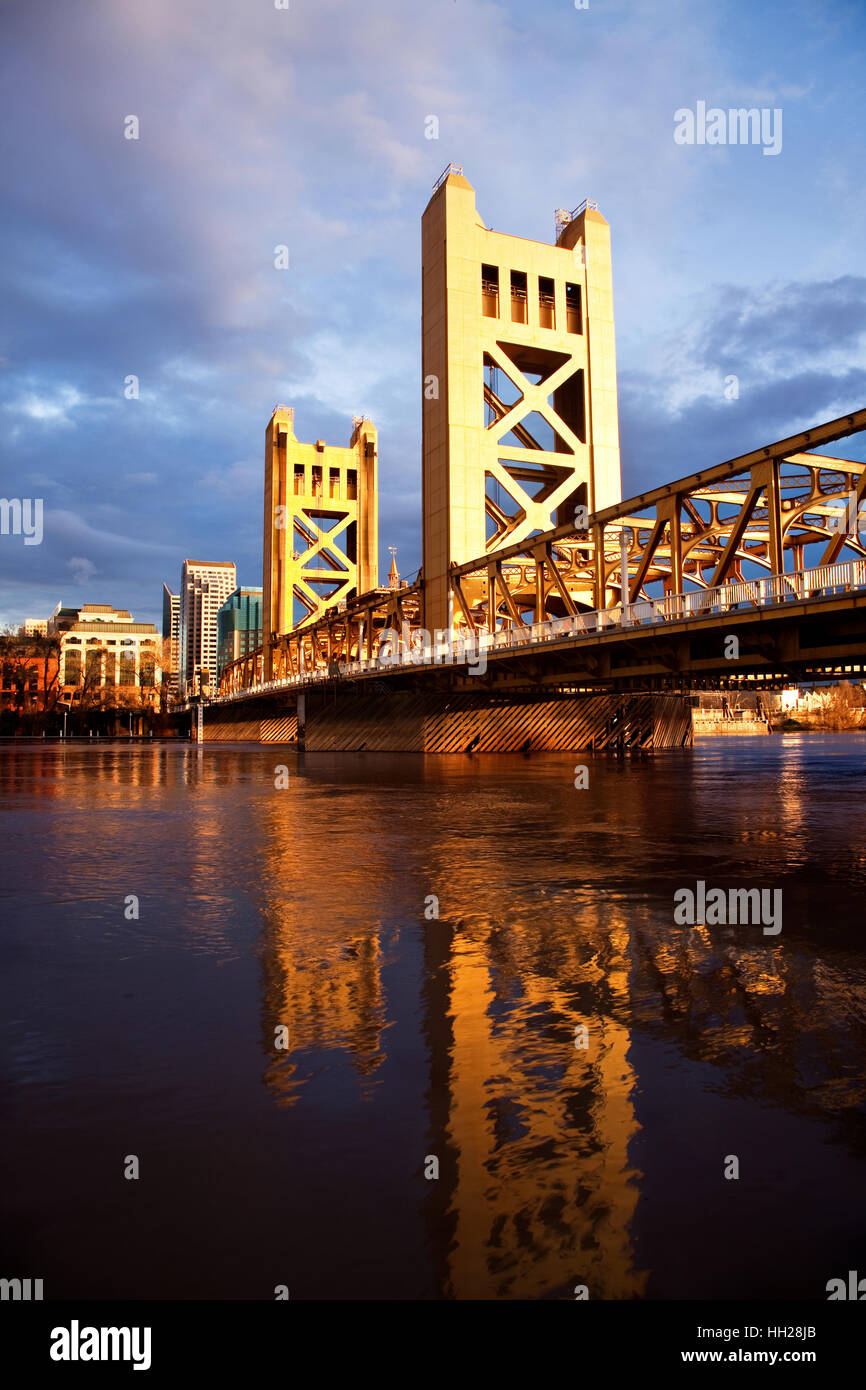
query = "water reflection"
xmin=1 ymin=738 xmax=865 ymax=1298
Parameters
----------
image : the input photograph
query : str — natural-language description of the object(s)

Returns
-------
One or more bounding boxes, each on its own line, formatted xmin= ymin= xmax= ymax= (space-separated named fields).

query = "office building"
xmin=162 ymin=584 xmax=180 ymax=694
xmin=179 ymin=560 xmax=237 ymax=697
xmin=51 ymin=603 xmax=161 ymax=704
xmin=217 ymin=587 xmax=263 ymax=677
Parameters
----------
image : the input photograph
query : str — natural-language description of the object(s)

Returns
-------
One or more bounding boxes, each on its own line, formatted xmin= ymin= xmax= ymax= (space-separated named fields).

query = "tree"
xmin=78 ymin=644 xmax=110 ymax=711
xmin=817 ymin=681 xmax=866 ymax=731
xmin=0 ymin=627 xmax=60 ymax=728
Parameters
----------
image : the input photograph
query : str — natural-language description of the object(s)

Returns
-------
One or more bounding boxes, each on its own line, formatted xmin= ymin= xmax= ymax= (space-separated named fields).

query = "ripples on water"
xmin=1 ymin=736 xmax=865 ymax=1299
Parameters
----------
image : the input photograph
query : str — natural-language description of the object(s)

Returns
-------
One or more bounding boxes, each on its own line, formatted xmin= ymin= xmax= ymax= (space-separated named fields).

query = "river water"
xmin=1 ymin=735 xmax=865 ymax=1300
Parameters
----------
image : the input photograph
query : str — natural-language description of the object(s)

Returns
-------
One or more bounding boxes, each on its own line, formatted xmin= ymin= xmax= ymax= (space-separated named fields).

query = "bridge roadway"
xmin=202 ymin=558 xmax=866 ymax=709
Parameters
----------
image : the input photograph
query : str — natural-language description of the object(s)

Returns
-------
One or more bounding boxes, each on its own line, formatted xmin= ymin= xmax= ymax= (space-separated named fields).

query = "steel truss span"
xmin=214 ymin=410 xmax=866 ymax=699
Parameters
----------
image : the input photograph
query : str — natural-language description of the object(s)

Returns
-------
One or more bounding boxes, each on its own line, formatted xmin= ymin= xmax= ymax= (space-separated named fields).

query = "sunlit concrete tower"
xmin=421 ymin=165 xmax=622 ymax=633
xmin=262 ymin=406 xmax=378 ymax=678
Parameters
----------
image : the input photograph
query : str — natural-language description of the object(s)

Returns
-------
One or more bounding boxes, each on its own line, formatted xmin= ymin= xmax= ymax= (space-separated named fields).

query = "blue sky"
xmin=2 ymin=0 xmax=865 ymax=628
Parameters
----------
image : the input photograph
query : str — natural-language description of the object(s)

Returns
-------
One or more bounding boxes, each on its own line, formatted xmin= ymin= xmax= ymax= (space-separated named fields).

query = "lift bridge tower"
xmin=262 ymin=406 xmax=378 ymax=679
xmin=421 ymin=165 xmax=622 ymax=633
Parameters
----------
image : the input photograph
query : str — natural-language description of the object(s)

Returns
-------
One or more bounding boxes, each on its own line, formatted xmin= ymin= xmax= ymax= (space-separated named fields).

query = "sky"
xmin=1 ymin=0 xmax=865 ymax=629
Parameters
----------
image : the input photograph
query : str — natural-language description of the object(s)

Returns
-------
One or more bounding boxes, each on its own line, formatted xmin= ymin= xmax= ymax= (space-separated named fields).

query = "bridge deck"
xmin=200 ymin=558 xmax=866 ymax=708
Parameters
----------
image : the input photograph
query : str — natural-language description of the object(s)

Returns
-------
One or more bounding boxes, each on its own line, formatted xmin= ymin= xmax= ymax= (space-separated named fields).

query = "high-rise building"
xmin=217 ymin=587 xmax=263 ymax=677
xmin=161 ymin=584 xmax=180 ymax=694
xmin=262 ymin=406 xmax=378 ymax=678
xmin=179 ymin=560 xmax=237 ymax=697
xmin=421 ymin=166 xmax=622 ymax=631
xmin=23 ymin=618 xmax=47 ymax=637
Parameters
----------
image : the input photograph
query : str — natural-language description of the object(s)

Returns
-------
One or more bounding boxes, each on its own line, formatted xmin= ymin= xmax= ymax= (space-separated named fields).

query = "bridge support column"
xmin=297 ymin=692 xmax=306 ymax=750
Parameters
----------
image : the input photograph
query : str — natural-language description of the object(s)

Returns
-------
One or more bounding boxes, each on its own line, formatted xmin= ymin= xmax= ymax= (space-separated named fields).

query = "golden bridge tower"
xmin=262 ymin=406 xmax=378 ymax=678
xmin=421 ymin=166 xmax=622 ymax=632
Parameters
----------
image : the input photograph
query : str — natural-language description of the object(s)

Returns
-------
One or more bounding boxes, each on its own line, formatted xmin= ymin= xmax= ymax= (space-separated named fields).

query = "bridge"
xmin=198 ymin=407 xmax=866 ymax=751
xmin=213 ymin=408 xmax=866 ymax=696
xmin=194 ymin=170 xmax=866 ymax=751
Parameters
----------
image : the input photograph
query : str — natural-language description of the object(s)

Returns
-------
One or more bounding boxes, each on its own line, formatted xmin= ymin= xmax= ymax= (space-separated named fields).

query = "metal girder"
xmin=446 ymin=410 xmax=866 ymax=637
xmin=221 ymin=410 xmax=866 ymax=697
xmin=219 ymin=581 xmax=422 ymax=694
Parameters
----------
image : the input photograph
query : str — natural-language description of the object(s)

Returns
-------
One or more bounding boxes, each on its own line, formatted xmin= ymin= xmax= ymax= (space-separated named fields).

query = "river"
xmin=1 ymin=735 xmax=865 ymax=1299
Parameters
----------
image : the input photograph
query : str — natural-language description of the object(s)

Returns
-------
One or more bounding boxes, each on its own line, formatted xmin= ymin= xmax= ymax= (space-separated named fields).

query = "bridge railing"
xmin=209 ymin=558 xmax=866 ymax=702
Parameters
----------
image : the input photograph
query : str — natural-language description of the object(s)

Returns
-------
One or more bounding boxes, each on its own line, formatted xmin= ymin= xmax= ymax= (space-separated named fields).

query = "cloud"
xmin=618 ymin=275 xmax=866 ymax=495
xmin=68 ymin=555 xmax=97 ymax=583
xmin=198 ymin=459 xmax=261 ymax=499
xmin=6 ymin=384 xmax=86 ymax=425
xmin=0 ymin=0 xmax=864 ymax=623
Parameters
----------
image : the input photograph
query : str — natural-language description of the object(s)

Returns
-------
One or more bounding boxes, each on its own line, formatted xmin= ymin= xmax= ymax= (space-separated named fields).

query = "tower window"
xmin=538 ymin=277 xmax=555 ymax=329
xmin=510 ymin=270 xmax=528 ymax=324
xmin=566 ymin=283 xmax=582 ymax=333
xmin=481 ymin=264 xmax=499 ymax=317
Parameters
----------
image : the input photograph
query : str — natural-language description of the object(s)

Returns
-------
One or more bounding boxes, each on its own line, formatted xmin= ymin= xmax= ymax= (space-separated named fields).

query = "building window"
xmin=538 ymin=276 xmax=555 ymax=329
xmin=64 ymin=651 xmax=82 ymax=685
xmin=510 ymin=270 xmax=528 ymax=324
xmin=481 ymin=264 xmax=499 ymax=317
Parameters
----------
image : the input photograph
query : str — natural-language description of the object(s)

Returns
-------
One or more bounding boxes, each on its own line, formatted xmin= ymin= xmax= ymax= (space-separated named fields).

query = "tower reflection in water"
xmin=250 ymin=743 xmax=866 ymax=1299
xmin=253 ymin=754 xmax=647 ymax=1299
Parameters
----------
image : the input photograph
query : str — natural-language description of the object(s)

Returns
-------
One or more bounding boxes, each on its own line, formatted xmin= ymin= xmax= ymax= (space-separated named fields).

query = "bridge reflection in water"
xmin=246 ymin=741 xmax=866 ymax=1300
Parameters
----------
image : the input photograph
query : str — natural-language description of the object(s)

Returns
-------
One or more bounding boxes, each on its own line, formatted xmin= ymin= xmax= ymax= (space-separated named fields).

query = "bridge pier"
xmin=201 ymin=688 xmax=692 ymax=753
xmin=297 ymin=693 xmax=306 ymax=751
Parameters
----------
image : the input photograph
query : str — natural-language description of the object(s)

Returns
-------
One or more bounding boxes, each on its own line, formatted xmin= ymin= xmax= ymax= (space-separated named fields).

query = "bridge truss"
xmin=449 ymin=408 xmax=866 ymax=633
xmin=218 ymin=409 xmax=866 ymax=696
